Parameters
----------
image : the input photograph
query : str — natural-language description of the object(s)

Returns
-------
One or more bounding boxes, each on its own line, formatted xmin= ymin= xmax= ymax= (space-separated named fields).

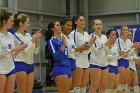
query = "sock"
xmin=117 ymin=84 xmax=124 ymax=91
xmin=134 ymin=86 xmax=139 ymax=93
xmin=73 ymin=87 xmax=80 ymax=93
xmin=80 ymin=87 xmax=87 ymax=93
xmin=127 ymin=87 xmax=131 ymax=93
xmin=123 ymin=84 xmax=128 ymax=90
xmin=105 ymin=89 xmax=113 ymax=93
xmin=112 ymin=89 xmax=116 ymax=93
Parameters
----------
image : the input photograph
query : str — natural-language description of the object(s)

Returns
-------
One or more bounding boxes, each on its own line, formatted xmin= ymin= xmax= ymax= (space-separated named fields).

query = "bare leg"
xmin=16 ymin=72 xmax=27 ymax=93
xmin=88 ymin=68 xmax=101 ymax=93
xmin=27 ymin=72 xmax=34 ymax=93
xmin=98 ymin=69 xmax=108 ymax=93
xmin=4 ymin=74 xmax=15 ymax=93
xmin=0 ymin=75 xmax=6 ymax=93
xmin=55 ymin=75 xmax=70 ymax=93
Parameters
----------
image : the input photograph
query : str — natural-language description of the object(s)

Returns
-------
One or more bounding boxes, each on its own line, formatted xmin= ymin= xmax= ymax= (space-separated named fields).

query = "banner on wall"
xmin=113 ymin=25 xmax=140 ymax=43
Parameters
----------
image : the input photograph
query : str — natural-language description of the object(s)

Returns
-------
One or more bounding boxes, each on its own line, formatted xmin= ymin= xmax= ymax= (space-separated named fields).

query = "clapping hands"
xmin=88 ymin=36 xmax=97 ymax=47
xmin=61 ymin=34 xmax=66 ymax=46
xmin=10 ymin=43 xmax=28 ymax=55
xmin=118 ymin=51 xmax=128 ymax=58
xmin=32 ymin=29 xmax=42 ymax=44
xmin=131 ymin=42 xmax=140 ymax=50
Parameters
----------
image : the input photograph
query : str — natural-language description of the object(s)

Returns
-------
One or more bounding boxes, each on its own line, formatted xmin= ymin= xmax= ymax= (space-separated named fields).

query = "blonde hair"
xmin=14 ymin=13 xmax=29 ymax=30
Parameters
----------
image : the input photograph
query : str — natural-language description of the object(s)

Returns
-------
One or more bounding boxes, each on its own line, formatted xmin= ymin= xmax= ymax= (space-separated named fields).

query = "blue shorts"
xmin=118 ymin=58 xmax=129 ymax=68
xmin=6 ymin=68 xmax=16 ymax=77
xmin=69 ymin=58 xmax=76 ymax=71
xmin=15 ymin=62 xmax=34 ymax=74
xmin=52 ymin=65 xmax=72 ymax=78
xmin=108 ymin=65 xmax=119 ymax=74
xmin=89 ymin=64 xmax=108 ymax=70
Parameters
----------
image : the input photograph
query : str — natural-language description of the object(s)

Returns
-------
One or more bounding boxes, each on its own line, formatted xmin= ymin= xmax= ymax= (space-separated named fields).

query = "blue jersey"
xmin=48 ymin=37 xmax=70 ymax=67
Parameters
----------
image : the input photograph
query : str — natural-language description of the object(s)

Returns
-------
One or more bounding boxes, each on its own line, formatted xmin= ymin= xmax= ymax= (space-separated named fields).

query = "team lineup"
xmin=0 ymin=9 xmax=140 ymax=93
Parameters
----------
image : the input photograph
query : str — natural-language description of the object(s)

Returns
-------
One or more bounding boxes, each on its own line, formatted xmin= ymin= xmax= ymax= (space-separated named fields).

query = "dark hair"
xmin=45 ymin=21 xmax=58 ymax=41
xmin=45 ymin=21 xmax=57 ymax=62
xmin=60 ymin=17 xmax=71 ymax=26
xmin=0 ymin=9 xmax=13 ymax=27
xmin=60 ymin=17 xmax=71 ymax=34
xmin=128 ymin=29 xmax=133 ymax=36
xmin=14 ymin=13 xmax=29 ymax=30
xmin=106 ymin=29 xmax=116 ymax=38
xmin=72 ymin=14 xmax=84 ymax=30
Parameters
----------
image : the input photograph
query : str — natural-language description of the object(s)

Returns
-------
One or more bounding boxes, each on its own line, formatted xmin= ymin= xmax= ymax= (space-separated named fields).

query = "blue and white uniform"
xmin=106 ymin=43 xmax=121 ymax=74
xmin=63 ymin=34 xmax=76 ymax=71
xmin=129 ymin=53 xmax=137 ymax=71
xmin=48 ymin=37 xmax=71 ymax=78
xmin=89 ymin=33 xmax=108 ymax=70
xmin=70 ymin=30 xmax=91 ymax=68
xmin=116 ymin=37 xmax=132 ymax=68
xmin=0 ymin=32 xmax=16 ymax=76
xmin=13 ymin=32 xmax=39 ymax=74
xmin=126 ymin=41 xmax=137 ymax=71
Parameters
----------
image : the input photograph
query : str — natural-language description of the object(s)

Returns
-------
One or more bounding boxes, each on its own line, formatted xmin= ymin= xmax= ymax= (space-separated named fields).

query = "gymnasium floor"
xmin=14 ymin=87 xmax=137 ymax=93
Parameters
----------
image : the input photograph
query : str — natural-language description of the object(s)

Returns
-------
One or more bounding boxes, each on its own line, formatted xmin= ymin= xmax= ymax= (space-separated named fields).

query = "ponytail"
xmin=45 ymin=21 xmax=57 ymax=41
xmin=13 ymin=13 xmax=29 ymax=31
xmin=72 ymin=14 xmax=84 ymax=30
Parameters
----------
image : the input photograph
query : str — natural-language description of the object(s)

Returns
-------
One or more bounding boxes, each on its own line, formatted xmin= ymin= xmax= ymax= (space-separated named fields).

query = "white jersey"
xmin=106 ymin=43 xmax=121 ymax=66
xmin=127 ymin=41 xmax=137 ymax=70
xmin=64 ymin=34 xmax=76 ymax=59
xmin=127 ymin=51 xmax=137 ymax=70
xmin=115 ymin=37 xmax=132 ymax=52
xmin=89 ymin=33 xmax=108 ymax=67
xmin=13 ymin=32 xmax=39 ymax=64
xmin=116 ymin=37 xmax=136 ymax=69
xmin=70 ymin=30 xmax=90 ymax=68
xmin=129 ymin=55 xmax=137 ymax=70
xmin=0 ymin=32 xmax=15 ymax=74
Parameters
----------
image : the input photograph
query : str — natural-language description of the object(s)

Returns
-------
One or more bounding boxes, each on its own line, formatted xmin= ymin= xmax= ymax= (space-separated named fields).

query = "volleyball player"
xmin=0 ymin=9 xmax=27 ymax=93
xmin=70 ymin=15 xmax=96 ymax=93
xmin=13 ymin=13 xmax=41 ymax=93
xmin=46 ymin=21 xmax=71 ymax=93
xmin=88 ymin=19 xmax=114 ymax=93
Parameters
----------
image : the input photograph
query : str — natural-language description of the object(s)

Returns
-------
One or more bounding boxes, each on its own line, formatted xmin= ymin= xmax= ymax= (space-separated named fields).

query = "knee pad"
xmin=123 ymin=84 xmax=128 ymax=90
xmin=73 ymin=87 xmax=80 ymax=93
xmin=117 ymin=84 xmax=124 ymax=91
xmin=134 ymin=86 xmax=139 ymax=92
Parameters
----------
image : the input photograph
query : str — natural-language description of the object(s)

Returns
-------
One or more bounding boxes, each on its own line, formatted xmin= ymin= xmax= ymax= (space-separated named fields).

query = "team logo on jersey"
xmin=85 ymin=42 xmax=88 ymax=44
xmin=65 ymin=47 xmax=68 ymax=55
xmin=1 ymin=47 xmax=8 ymax=53
xmin=72 ymin=45 xmax=76 ymax=49
xmin=1 ymin=47 xmax=6 ymax=50
xmin=8 ymin=44 xmax=11 ymax=49
xmin=98 ymin=44 xmax=103 ymax=50
xmin=113 ymin=53 xmax=117 ymax=56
